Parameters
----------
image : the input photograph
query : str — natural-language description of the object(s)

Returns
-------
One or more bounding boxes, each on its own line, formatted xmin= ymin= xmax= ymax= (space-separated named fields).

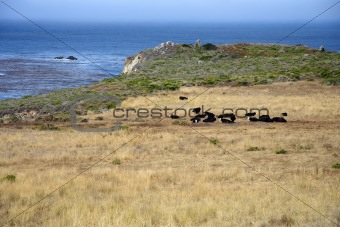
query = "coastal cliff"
xmin=122 ymin=41 xmax=176 ymax=74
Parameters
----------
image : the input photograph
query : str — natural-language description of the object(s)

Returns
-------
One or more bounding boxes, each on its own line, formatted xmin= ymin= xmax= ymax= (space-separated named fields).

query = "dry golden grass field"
xmin=0 ymin=81 xmax=340 ymax=226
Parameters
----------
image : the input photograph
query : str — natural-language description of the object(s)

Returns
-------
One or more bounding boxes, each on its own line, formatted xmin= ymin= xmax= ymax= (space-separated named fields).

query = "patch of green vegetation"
xmin=247 ymin=146 xmax=265 ymax=151
xmin=7 ymin=115 xmax=20 ymax=123
xmin=181 ymin=44 xmax=192 ymax=48
xmin=275 ymin=148 xmax=287 ymax=154
xmin=112 ymin=158 xmax=122 ymax=165
xmin=210 ymin=139 xmax=220 ymax=145
xmin=203 ymin=76 xmax=220 ymax=85
xmin=172 ymin=120 xmax=189 ymax=126
xmin=106 ymin=102 xmax=116 ymax=109
xmin=3 ymin=174 xmax=16 ymax=182
xmin=37 ymin=124 xmax=60 ymax=131
xmin=199 ymin=55 xmax=213 ymax=61
xmin=120 ymin=125 xmax=131 ymax=131
xmin=202 ymin=43 xmax=217 ymax=51
xmin=332 ymin=163 xmax=340 ymax=169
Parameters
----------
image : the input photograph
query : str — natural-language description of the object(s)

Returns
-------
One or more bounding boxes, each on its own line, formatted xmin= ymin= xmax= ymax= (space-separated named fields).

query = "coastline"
xmin=0 ymin=42 xmax=339 ymax=124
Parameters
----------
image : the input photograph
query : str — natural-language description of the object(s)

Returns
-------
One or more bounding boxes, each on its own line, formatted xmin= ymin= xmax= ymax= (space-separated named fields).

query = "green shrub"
xmin=203 ymin=76 xmax=220 ymax=85
xmin=247 ymin=146 xmax=264 ymax=151
xmin=275 ymin=148 xmax=287 ymax=154
xmin=210 ymin=139 xmax=220 ymax=145
xmin=112 ymin=158 xmax=122 ymax=165
xmin=332 ymin=163 xmax=340 ymax=169
xmin=37 ymin=124 xmax=60 ymax=131
xmin=319 ymin=69 xmax=332 ymax=78
xmin=199 ymin=55 xmax=213 ymax=61
xmin=4 ymin=174 xmax=16 ymax=182
xmin=106 ymin=102 xmax=116 ymax=109
xmin=322 ymin=77 xmax=340 ymax=86
xmin=163 ymin=81 xmax=180 ymax=91
xmin=120 ymin=125 xmax=131 ymax=131
xmin=181 ymin=44 xmax=192 ymax=48
xmin=202 ymin=43 xmax=217 ymax=51
xmin=172 ymin=120 xmax=188 ymax=126
xmin=8 ymin=115 xmax=20 ymax=123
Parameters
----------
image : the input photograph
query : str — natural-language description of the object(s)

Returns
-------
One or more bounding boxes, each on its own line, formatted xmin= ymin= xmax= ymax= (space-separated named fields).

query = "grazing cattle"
xmin=169 ymin=114 xmax=180 ymax=119
xmin=272 ymin=117 xmax=287 ymax=123
xmin=203 ymin=117 xmax=216 ymax=123
xmin=196 ymin=114 xmax=206 ymax=118
xmin=191 ymin=116 xmax=201 ymax=123
xmin=203 ymin=112 xmax=216 ymax=123
xmin=245 ymin=112 xmax=256 ymax=117
xmin=218 ymin=113 xmax=232 ymax=118
xmin=220 ymin=118 xmax=233 ymax=123
xmin=179 ymin=96 xmax=188 ymax=100
xmin=258 ymin=115 xmax=272 ymax=122
xmin=248 ymin=117 xmax=258 ymax=122
xmin=281 ymin=112 xmax=288 ymax=117
xmin=192 ymin=107 xmax=201 ymax=114
xmin=205 ymin=111 xmax=215 ymax=118
xmin=218 ymin=113 xmax=236 ymax=122
xmin=230 ymin=114 xmax=236 ymax=122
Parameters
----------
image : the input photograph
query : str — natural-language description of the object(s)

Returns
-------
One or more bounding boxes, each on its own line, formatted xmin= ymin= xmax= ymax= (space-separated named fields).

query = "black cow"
xmin=179 ymin=96 xmax=188 ymax=100
xmin=203 ymin=117 xmax=216 ymax=123
xmin=191 ymin=116 xmax=201 ymax=123
xmin=192 ymin=107 xmax=201 ymax=114
xmin=220 ymin=118 xmax=233 ymax=124
xmin=169 ymin=114 xmax=180 ymax=119
xmin=272 ymin=117 xmax=287 ymax=123
xmin=258 ymin=115 xmax=272 ymax=122
xmin=245 ymin=112 xmax=256 ymax=117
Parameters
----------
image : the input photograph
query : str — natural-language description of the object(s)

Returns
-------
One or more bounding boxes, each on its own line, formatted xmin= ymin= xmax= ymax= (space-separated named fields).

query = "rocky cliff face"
xmin=122 ymin=41 xmax=176 ymax=75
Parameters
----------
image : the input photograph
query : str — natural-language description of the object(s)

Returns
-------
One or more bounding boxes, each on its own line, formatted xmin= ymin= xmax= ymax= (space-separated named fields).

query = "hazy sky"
xmin=0 ymin=0 xmax=339 ymax=23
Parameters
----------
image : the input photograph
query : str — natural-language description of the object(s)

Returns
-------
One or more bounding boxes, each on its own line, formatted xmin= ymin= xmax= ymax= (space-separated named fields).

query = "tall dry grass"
xmin=0 ymin=82 xmax=340 ymax=226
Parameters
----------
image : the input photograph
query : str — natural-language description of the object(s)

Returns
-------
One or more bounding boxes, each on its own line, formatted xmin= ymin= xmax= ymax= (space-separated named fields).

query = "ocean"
xmin=0 ymin=21 xmax=339 ymax=100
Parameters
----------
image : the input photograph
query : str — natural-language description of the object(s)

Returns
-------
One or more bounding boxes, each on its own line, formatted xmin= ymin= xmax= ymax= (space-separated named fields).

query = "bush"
xmin=332 ymin=163 xmax=340 ymax=169
xmin=203 ymin=76 xmax=220 ymax=85
xmin=112 ymin=158 xmax=122 ymax=165
xmin=172 ymin=120 xmax=188 ymax=126
xmin=120 ymin=125 xmax=131 ymax=131
xmin=210 ymin=139 xmax=220 ymax=145
xmin=163 ymin=81 xmax=180 ymax=91
xmin=4 ymin=174 xmax=16 ymax=182
xmin=275 ymin=148 xmax=287 ymax=154
xmin=181 ymin=44 xmax=192 ymax=48
xmin=199 ymin=56 xmax=212 ymax=61
xmin=247 ymin=146 xmax=264 ymax=151
xmin=106 ymin=102 xmax=116 ymax=109
xmin=37 ymin=124 xmax=60 ymax=131
xmin=202 ymin=43 xmax=217 ymax=51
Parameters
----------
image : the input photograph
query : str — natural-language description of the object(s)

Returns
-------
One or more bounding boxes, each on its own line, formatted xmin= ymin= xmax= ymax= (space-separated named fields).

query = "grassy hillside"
xmin=0 ymin=43 xmax=339 ymax=122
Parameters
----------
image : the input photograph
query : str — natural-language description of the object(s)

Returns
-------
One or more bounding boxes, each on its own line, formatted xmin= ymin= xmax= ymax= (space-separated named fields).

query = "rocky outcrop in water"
xmin=67 ymin=56 xmax=77 ymax=60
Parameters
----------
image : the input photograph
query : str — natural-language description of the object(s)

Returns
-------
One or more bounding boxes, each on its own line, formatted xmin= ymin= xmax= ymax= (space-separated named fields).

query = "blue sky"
xmin=0 ymin=0 xmax=339 ymax=23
